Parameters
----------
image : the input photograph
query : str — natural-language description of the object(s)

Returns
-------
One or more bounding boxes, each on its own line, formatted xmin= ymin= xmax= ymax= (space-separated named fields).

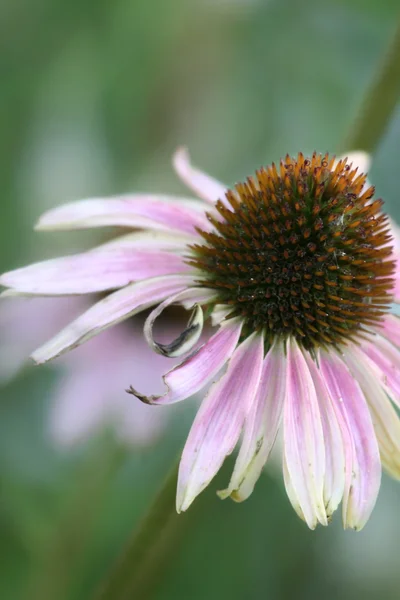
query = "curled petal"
xmin=218 ymin=340 xmax=286 ymax=502
xmin=304 ymin=354 xmax=345 ymax=519
xmin=173 ymin=147 xmax=228 ymax=205
xmin=343 ymin=345 xmax=400 ymax=479
xmin=283 ymin=338 xmax=327 ymax=529
xmin=31 ymin=274 xmax=195 ymax=364
xmin=143 ymin=287 xmax=216 ymax=357
xmin=319 ymin=350 xmax=381 ymax=531
xmin=35 ymin=195 xmax=211 ymax=235
xmin=0 ymin=250 xmax=190 ymax=295
xmin=176 ymin=332 xmax=264 ymax=512
xmin=129 ymin=317 xmax=243 ymax=405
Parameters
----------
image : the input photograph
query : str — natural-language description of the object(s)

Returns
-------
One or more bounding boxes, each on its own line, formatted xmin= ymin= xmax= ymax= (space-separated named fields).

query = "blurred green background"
xmin=1 ymin=0 xmax=400 ymax=598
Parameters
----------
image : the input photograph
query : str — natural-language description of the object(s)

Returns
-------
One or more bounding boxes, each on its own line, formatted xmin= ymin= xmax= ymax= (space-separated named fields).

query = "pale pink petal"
xmin=343 ymin=345 xmax=400 ymax=479
xmin=304 ymin=354 xmax=345 ymax=519
xmin=380 ymin=314 xmax=400 ymax=348
xmin=176 ymin=331 xmax=264 ymax=512
xmin=0 ymin=250 xmax=190 ymax=295
xmin=319 ymin=350 xmax=381 ymax=531
xmin=282 ymin=453 xmax=306 ymax=523
xmin=218 ymin=340 xmax=286 ymax=502
xmin=131 ymin=317 xmax=243 ymax=405
xmin=210 ymin=304 xmax=233 ymax=326
xmin=143 ymin=288 xmax=217 ymax=357
xmin=283 ymin=338 xmax=327 ymax=529
xmin=362 ymin=335 xmax=400 ymax=406
xmin=173 ymin=147 xmax=227 ymax=205
xmin=35 ymin=195 xmax=211 ymax=235
xmin=390 ymin=219 xmax=400 ymax=303
xmin=31 ymin=274 xmax=195 ymax=364
xmin=337 ymin=151 xmax=371 ymax=175
xmin=99 ymin=230 xmax=192 ymax=252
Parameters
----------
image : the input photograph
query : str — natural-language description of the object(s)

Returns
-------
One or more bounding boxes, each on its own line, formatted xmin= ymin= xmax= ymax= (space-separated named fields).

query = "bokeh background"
xmin=1 ymin=0 xmax=400 ymax=598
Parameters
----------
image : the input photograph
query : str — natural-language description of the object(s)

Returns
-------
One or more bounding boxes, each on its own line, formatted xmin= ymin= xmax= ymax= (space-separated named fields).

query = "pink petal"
xmin=176 ymin=331 xmax=264 ymax=512
xmin=283 ymin=338 xmax=327 ymax=529
xmin=31 ymin=274 xmax=195 ymax=364
xmin=143 ymin=287 xmax=217 ymax=357
xmin=343 ymin=345 xmax=400 ymax=479
xmin=304 ymin=353 xmax=345 ymax=519
xmin=173 ymin=147 xmax=227 ymax=205
xmin=319 ymin=350 xmax=381 ymax=531
xmin=0 ymin=249 xmax=190 ymax=295
xmin=131 ymin=317 xmax=243 ymax=405
xmin=35 ymin=195 xmax=211 ymax=236
xmin=218 ymin=340 xmax=286 ymax=502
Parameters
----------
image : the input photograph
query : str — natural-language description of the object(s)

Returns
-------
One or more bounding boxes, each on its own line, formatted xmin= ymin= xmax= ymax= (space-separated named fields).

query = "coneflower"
xmin=1 ymin=149 xmax=399 ymax=530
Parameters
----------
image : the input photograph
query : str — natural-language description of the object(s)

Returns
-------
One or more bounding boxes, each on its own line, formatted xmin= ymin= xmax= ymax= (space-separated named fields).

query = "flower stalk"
xmin=342 ymin=18 xmax=400 ymax=154
xmin=93 ymin=460 xmax=185 ymax=600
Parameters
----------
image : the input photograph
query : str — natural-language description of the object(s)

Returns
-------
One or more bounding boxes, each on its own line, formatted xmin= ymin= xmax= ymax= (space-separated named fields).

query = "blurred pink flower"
xmin=0 ymin=296 xmax=172 ymax=447
xmin=1 ymin=149 xmax=400 ymax=530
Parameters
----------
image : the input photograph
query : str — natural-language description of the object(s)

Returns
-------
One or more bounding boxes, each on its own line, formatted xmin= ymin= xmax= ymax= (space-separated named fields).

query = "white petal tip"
xmin=342 ymin=150 xmax=371 ymax=174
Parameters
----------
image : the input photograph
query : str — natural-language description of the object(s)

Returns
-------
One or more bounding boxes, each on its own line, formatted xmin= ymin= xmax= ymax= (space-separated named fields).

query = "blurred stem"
xmin=342 ymin=17 xmax=400 ymax=154
xmin=93 ymin=459 xmax=185 ymax=600
xmin=27 ymin=438 xmax=127 ymax=600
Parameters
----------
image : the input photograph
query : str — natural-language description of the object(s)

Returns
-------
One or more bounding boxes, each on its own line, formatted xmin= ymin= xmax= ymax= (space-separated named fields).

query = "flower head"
xmin=1 ymin=148 xmax=400 ymax=530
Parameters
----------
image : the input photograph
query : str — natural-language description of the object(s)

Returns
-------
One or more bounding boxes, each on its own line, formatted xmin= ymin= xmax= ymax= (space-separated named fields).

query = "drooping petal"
xmin=319 ymin=350 xmax=381 ymax=531
xmin=283 ymin=338 xmax=327 ymax=529
xmin=31 ymin=274 xmax=195 ymax=364
xmin=362 ymin=335 xmax=400 ymax=405
xmin=176 ymin=331 xmax=264 ymax=512
xmin=35 ymin=195 xmax=211 ymax=235
xmin=218 ymin=339 xmax=286 ymax=502
xmin=0 ymin=249 xmax=190 ymax=295
xmin=304 ymin=354 xmax=345 ymax=520
xmin=343 ymin=345 xmax=400 ymax=479
xmin=130 ymin=317 xmax=243 ymax=405
xmin=172 ymin=147 xmax=227 ymax=205
xmin=380 ymin=314 xmax=400 ymax=348
xmin=143 ymin=287 xmax=217 ymax=357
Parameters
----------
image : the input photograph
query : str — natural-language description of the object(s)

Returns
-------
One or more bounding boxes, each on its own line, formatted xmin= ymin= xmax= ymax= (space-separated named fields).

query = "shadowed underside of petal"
xmin=319 ymin=350 xmax=381 ymax=531
xmin=173 ymin=147 xmax=228 ymax=205
xmin=343 ymin=345 xmax=400 ymax=480
xmin=35 ymin=195 xmax=212 ymax=235
xmin=0 ymin=250 xmax=190 ymax=295
xmin=31 ymin=275 xmax=195 ymax=364
xmin=143 ymin=288 xmax=217 ymax=357
xmin=283 ymin=338 xmax=327 ymax=529
xmin=176 ymin=331 xmax=264 ymax=513
xmin=218 ymin=340 xmax=286 ymax=502
xmin=129 ymin=317 xmax=243 ymax=405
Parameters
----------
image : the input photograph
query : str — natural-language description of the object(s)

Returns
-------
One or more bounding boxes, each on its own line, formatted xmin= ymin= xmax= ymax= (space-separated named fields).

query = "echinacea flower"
xmin=1 ymin=148 xmax=400 ymax=530
xmin=0 ymin=296 xmax=172 ymax=446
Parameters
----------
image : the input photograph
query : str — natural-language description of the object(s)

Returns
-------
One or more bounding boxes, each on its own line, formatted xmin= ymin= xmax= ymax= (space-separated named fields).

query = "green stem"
xmin=93 ymin=459 xmax=186 ymax=600
xmin=342 ymin=17 xmax=400 ymax=154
